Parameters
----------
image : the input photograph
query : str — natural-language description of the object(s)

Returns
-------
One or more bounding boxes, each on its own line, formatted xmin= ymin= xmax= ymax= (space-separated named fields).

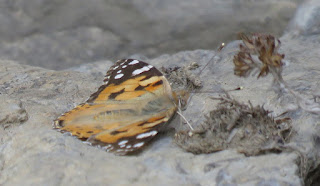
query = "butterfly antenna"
xmin=197 ymin=53 xmax=215 ymax=76
xmin=177 ymin=99 xmax=194 ymax=131
xmin=177 ymin=111 xmax=194 ymax=131
xmin=197 ymin=42 xmax=225 ymax=76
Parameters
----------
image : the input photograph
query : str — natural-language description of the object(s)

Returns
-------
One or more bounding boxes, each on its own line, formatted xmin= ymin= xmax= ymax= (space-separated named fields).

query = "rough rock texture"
xmin=2 ymin=1 xmax=320 ymax=185
xmin=2 ymin=29 xmax=320 ymax=184
xmin=0 ymin=0 xmax=301 ymax=70
xmin=287 ymin=0 xmax=320 ymax=35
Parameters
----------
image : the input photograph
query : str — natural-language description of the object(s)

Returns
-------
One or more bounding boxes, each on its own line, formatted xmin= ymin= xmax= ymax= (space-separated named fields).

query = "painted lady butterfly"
xmin=53 ymin=59 xmax=178 ymax=155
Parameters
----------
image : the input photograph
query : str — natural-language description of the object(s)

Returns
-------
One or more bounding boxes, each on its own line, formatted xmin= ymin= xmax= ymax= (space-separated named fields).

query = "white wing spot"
xmin=118 ymin=140 xmax=128 ymax=146
xmin=120 ymin=144 xmax=126 ymax=148
xmin=114 ymin=74 xmax=124 ymax=79
xmin=102 ymin=144 xmax=112 ymax=150
xmin=132 ymin=66 xmax=152 ymax=76
xmin=102 ymin=145 xmax=113 ymax=151
xmin=117 ymin=70 xmax=122 ymax=74
xmin=129 ymin=60 xmax=139 ymax=65
xmin=133 ymin=142 xmax=144 ymax=148
xmin=122 ymin=65 xmax=127 ymax=68
xmin=136 ymin=131 xmax=158 ymax=139
xmin=113 ymin=66 xmax=119 ymax=70
xmin=126 ymin=145 xmax=132 ymax=149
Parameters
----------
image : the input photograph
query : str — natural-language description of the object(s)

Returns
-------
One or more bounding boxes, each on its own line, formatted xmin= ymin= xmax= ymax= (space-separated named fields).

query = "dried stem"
xmin=233 ymin=33 xmax=320 ymax=114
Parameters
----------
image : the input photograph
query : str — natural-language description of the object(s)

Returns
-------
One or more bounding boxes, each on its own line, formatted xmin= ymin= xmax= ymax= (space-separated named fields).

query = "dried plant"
xmin=233 ymin=33 xmax=285 ymax=79
xmin=233 ymin=33 xmax=320 ymax=114
xmin=162 ymin=62 xmax=202 ymax=91
xmin=174 ymin=93 xmax=293 ymax=156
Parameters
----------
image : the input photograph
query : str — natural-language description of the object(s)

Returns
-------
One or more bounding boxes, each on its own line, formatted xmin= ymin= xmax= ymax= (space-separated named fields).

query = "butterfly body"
xmin=54 ymin=59 xmax=177 ymax=155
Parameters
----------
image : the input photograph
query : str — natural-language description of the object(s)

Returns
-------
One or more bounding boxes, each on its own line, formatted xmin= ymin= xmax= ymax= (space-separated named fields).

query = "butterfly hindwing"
xmin=54 ymin=59 xmax=177 ymax=155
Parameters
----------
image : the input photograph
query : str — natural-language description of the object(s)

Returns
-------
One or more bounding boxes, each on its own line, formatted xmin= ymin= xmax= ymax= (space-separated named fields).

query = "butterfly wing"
xmin=54 ymin=59 xmax=177 ymax=155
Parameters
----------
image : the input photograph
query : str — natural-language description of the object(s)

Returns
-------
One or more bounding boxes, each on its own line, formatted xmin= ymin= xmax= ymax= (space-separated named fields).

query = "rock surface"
xmin=287 ymin=0 xmax=320 ymax=35
xmin=1 ymin=29 xmax=320 ymax=185
xmin=0 ymin=0 xmax=301 ymax=70
xmin=2 ymin=1 xmax=320 ymax=185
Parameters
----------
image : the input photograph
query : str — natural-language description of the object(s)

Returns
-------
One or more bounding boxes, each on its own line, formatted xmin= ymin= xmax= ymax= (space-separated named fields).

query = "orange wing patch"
xmin=54 ymin=59 xmax=177 ymax=155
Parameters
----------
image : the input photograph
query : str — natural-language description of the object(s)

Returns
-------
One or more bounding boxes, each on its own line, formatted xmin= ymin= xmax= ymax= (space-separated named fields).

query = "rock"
xmin=2 ymin=29 xmax=320 ymax=184
xmin=0 ymin=27 xmax=122 ymax=70
xmin=4 ymin=1 xmax=320 ymax=184
xmin=0 ymin=95 xmax=28 ymax=127
xmin=68 ymin=60 xmax=114 ymax=81
xmin=0 ymin=0 xmax=301 ymax=70
xmin=287 ymin=0 xmax=320 ymax=35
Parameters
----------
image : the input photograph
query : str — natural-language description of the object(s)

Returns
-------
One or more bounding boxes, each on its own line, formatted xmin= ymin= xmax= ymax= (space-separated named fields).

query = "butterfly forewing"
xmin=54 ymin=59 xmax=177 ymax=155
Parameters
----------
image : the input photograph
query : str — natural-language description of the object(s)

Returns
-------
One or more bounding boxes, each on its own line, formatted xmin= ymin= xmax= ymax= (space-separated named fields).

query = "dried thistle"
xmin=233 ymin=33 xmax=285 ymax=79
xmin=174 ymin=93 xmax=293 ymax=156
xmin=233 ymin=33 xmax=320 ymax=115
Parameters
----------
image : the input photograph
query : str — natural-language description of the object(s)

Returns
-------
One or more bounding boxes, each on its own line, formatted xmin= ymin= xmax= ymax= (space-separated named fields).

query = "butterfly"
xmin=53 ymin=59 xmax=178 ymax=155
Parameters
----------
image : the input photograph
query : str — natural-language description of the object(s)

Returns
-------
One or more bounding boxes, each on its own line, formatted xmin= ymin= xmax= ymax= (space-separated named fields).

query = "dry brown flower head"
xmin=233 ymin=33 xmax=285 ymax=78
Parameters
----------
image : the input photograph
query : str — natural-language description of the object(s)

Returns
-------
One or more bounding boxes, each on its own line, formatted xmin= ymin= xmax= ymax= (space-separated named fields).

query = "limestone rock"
xmin=0 ymin=95 xmax=28 ymax=127
xmin=287 ymin=0 xmax=320 ymax=35
xmin=0 ymin=0 xmax=301 ymax=70
xmin=3 ymin=34 xmax=320 ymax=184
